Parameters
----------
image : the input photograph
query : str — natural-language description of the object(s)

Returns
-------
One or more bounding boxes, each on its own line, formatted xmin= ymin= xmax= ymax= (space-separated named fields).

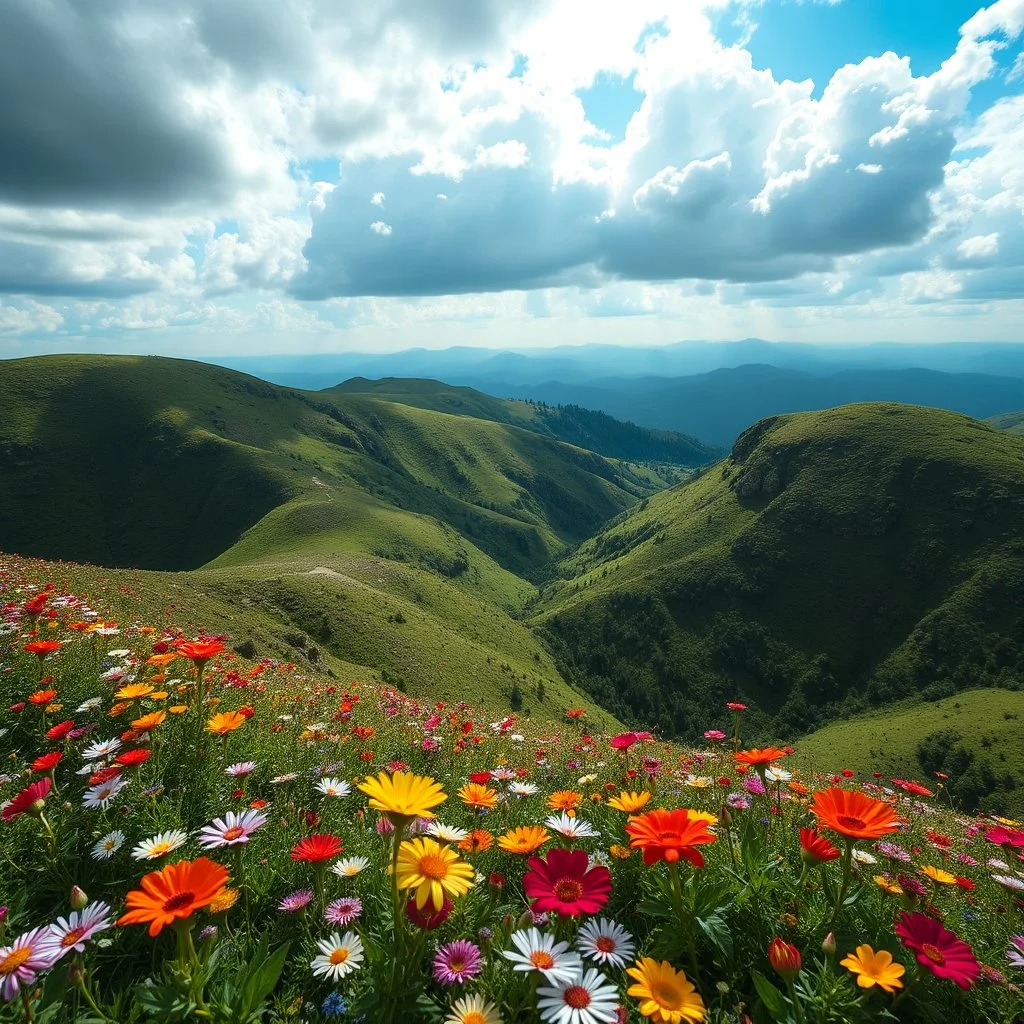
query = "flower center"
xmin=60 ymin=927 xmax=87 ymax=948
xmin=553 ymin=878 xmax=584 ymax=903
xmin=449 ymin=958 xmax=466 ymax=973
xmin=564 ymin=985 xmax=592 ymax=1009
xmin=222 ymin=826 xmax=245 ymax=841
xmin=0 ymin=948 xmax=33 ymax=974
xmin=328 ymin=948 xmax=350 ymax=965
xmin=921 ymin=943 xmax=945 ymax=966
xmin=837 ymin=815 xmax=866 ymax=831
xmin=595 ymin=936 xmax=616 ymax=953
xmin=530 ymin=950 xmax=555 ymax=970
xmin=464 ymin=1013 xmax=486 ymax=1024
xmin=162 ymin=891 xmax=195 ymax=912
xmin=651 ymin=981 xmax=683 ymax=1009
xmin=419 ymin=853 xmax=450 ymax=880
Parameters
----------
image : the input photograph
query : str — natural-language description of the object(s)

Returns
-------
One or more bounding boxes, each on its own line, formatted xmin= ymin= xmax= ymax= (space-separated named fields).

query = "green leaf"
xmin=751 ymin=970 xmax=791 ymax=1023
xmin=697 ymin=912 xmax=734 ymax=963
xmin=636 ymin=898 xmax=671 ymax=918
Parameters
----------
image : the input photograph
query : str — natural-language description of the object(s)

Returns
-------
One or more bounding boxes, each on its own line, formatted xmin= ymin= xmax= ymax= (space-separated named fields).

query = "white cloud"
xmin=957 ymin=232 xmax=1000 ymax=259
xmin=370 ymin=221 xmax=393 ymax=236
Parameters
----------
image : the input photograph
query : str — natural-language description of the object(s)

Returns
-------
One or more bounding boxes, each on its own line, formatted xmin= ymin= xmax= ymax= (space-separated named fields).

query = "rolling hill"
xmin=989 ymin=410 xmax=1024 ymax=436
xmin=330 ymin=376 xmax=719 ymax=466
xmin=533 ymin=403 xmax=1024 ymax=746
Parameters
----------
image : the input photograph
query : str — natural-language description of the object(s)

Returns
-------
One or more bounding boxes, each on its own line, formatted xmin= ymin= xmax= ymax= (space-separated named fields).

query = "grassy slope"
xmin=988 ymin=410 xmax=1024 ymax=436
xmin=0 ymin=354 xmax=654 ymax=720
xmin=799 ymin=688 xmax=1024 ymax=815
xmin=331 ymin=377 xmax=718 ymax=468
xmin=534 ymin=403 xmax=1024 ymax=741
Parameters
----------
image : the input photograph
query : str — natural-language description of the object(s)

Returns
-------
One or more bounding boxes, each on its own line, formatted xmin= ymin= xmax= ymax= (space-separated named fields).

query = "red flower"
xmin=2 ymin=777 xmax=51 ymax=821
xmin=28 ymin=689 xmax=58 ymax=706
xmin=24 ymin=640 xmax=61 ymax=658
xmin=523 ymin=848 xmax=612 ymax=917
xmin=290 ymin=833 xmax=343 ymax=862
xmin=985 ymin=825 xmax=1024 ymax=849
xmin=406 ymin=895 xmax=452 ymax=930
xmin=174 ymin=639 xmax=226 ymax=665
xmin=894 ymin=911 xmax=980 ymax=989
xmin=566 ymin=709 xmax=586 ymax=719
xmin=726 ymin=702 xmax=747 ymax=712
xmin=799 ymin=828 xmax=840 ymax=864
xmin=609 ymin=732 xmax=639 ymax=750
xmin=45 ymin=720 xmax=75 ymax=741
xmin=115 ymin=748 xmax=152 ymax=767
xmin=891 ymin=779 xmax=934 ymax=798
xmin=89 ymin=766 xmax=122 ymax=786
xmin=469 ymin=771 xmax=493 ymax=784
xmin=768 ymin=937 xmax=802 ymax=981
xmin=841 ymin=768 xmax=855 ymax=779
xmin=22 ymin=593 xmax=50 ymax=617
xmin=31 ymin=751 xmax=62 ymax=773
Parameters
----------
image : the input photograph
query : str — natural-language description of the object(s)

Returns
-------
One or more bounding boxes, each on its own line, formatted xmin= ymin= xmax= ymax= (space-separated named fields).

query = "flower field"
xmin=1 ymin=568 xmax=1022 ymax=1023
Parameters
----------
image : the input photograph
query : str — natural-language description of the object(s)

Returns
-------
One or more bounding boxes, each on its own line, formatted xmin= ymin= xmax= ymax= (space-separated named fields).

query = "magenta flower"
xmin=0 ymin=928 xmax=55 ymax=1001
xmin=37 ymin=903 xmax=113 ymax=962
xmin=324 ymin=896 xmax=363 ymax=926
xmin=277 ymin=889 xmax=313 ymax=913
xmin=704 ymin=730 xmax=727 ymax=741
xmin=432 ymin=939 xmax=483 ymax=985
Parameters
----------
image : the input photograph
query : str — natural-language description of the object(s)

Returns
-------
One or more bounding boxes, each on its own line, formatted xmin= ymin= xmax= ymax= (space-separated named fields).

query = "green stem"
xmin=829 ymin=840 xmax=855 ymax=928
xmin=75 ymin=974 xmax=114 ymax=1023
xmin=786 ymin=980 xmax=807 ymax=1024
xmin=20 ymin=988 xmax=34 ymax=1023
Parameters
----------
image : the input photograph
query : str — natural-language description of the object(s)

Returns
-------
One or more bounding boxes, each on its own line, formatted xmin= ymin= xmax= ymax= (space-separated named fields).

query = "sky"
xmin=0 ymin=0 xmax=1022 ymax=357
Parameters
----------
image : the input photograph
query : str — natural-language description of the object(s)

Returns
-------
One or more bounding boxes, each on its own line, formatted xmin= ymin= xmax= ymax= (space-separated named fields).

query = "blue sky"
xmin=0 ymin=0 xmax=1022 ymax=355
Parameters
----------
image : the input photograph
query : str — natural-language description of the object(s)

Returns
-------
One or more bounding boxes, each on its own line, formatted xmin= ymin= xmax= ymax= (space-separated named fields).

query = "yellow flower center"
xmin=651 ymin=981 xmax=684 ymax=1009
xmin=328 ymin=948 xmax=350 ymax=965
xmin=418 ymin=853 xmax=450 ymax=880
xmin=0 ymin=948 xmax=32 ymax=974
xmin=921 ymin=943 xmax=945 ymax=966
xmin=149 ymin=842 xmax=172 ymax=856
xmin=530 ymin=950 xmax=555 ymax=970
xmin=463 ymin=1012 xmax=486 ymax=1024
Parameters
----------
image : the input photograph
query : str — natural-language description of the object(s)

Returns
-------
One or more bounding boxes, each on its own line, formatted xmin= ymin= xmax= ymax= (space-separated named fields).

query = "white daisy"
xmin=575 ymin=918 xmax=635 ymax=969
xmin=509 ymin=782 xmax=539 ymax=797
xmin=37 ymin=902 xmax=114 ymax=962
xmin=225 ymin=761 xmax=257 ymax=777
xmin=427 ymin=821 xmax=470 ymax=843
xmin=106 ymin=649 xmax=131 ymax=658
xmin=91 ymin=830 xmax=125 ymax=860
xmin=310 ymin=930 xmax=364 ymax=980
xmin=765 ymin=767 xmax=793 ymax=783
xmin=75 ymin=698 xmax=103 ymax=713
xmin=196 ymin=809 xmax=268 ymax=848
xmin=331 ymin=856 xmax=370 ymax=878
xmin=852 ymin=850 xmax=877 ymax=865
xmin=132 ymin=829 xmax=188 ymax=860
xmin=992 ymin=873 xmax=1024 ymax=892
xmin=491 ymin=767 xmax=517 ymax=781
xmin=270 ymin=772 xmax=298 ymax=785
xmin=82 ymin=777 xmax=128 ymax=810
xmin=82 ymin=738 xmax=121 ymax=761
xmin=537 ymin=966 xmax=619 ymax=1024
xmin=544 ymin=812 xmax=598 ymax=840
xmin=503 ymin=928 xmax=583 ymax=983
xmin=316 ymin=777 xmax=352 ymax=798
xmin=444 ymin=994 xmax=503 ymax=1024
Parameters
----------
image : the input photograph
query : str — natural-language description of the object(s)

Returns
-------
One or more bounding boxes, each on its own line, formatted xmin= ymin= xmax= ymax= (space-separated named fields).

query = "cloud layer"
xmin=0 ymin=0 xmax=1022 ymax=351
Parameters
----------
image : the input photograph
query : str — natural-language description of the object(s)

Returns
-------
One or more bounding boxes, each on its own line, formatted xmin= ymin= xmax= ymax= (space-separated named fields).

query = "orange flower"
xmin=131 ymin=711 xmax=166 ymax=732
xmin=107 ymin=701 xmax=132 ymax=717
xmin=457 ymin=829 xmax=493 ymax=854
xmin=458 ymin=783 xmax=498 ymax=810
xmin=175 ymin=639 xmax=226 ymax=664
xmin=735 ymin=747 xmax=788 ymax=767
xmin=809 ymin=788 xmax=898 ymax=841
xmin=146 ymin=653 xmax=178 ymax=667
xmin=498 ymin=826 xmax=550 ymax=854
xmin=169 ymin=705 xmax=189 ymax=715
xmin=28 ymin=689 xmax=58 ymax=706
xmin=625 ymin=808 xmax=717 ymax=866
xmin=546 ymin=791 xmax=582 ymax=814
xmin=206 ymin=711 xmax=247 ymax=735
xmin=117 ymin=857 xmax=229 ymax=936
xmin=115 ymin=683 xmax=155 ymax=700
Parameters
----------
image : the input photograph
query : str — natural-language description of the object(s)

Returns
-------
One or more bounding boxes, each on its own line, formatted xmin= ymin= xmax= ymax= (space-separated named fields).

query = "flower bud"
xmin=768 ymin=937 xmax=802 ymax=982
xmin=69 ymin=885 xmax=89 ymax=910
xmin=516 ymin=910 xmax=534 ymax=930
xmin=66 ymin=960 xmax=86 ymax=985
xmin=821 ymin=932 xmax=836 ymax=957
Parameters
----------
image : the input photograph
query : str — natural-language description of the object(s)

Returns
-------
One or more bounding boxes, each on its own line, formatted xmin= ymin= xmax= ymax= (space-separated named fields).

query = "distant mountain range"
xmin=212 ymin=339 xmax=1024 ymax=391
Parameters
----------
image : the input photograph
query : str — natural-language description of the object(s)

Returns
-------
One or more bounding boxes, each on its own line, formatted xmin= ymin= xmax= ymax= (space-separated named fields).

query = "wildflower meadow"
xmin=1 ymin=567 xmax=1022 ymax=1023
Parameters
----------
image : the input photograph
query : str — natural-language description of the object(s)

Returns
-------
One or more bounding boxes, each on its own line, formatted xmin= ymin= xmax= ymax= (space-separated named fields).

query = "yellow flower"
xmin=115 ymin=683 xmax=155 ymax=700
xmin=627 ymin=958 xmax=706 ymax=1023
xmin=458 ymin=783 xmax=498 ymax=810
xmin=546 ymin=790 xmax=582 ymax=815
xmin=607 ymin=790 xmax=652 ymax=813
xmin=208 ymin=887 xmax=240 ymax=914
xmin=609 ymin=844 xmax=633 ymax=860
xmin=497 ymin=826 xmax=550 ymax=855
xmin=921 ymin=865 xmax=957 ymax=885
xmin=394 ymin=837 xmax=475 ymax=911
xmin=107 ymin=701 xmax=132 ymax=717
xmin=357 ymin=771 xmax=447 ymax=823
xmin=840 ymin=944 xmax=905 ymax=994
xmin=992 ymin=815 xmax=1021 ymax=827
xmin=206 ymin=711 xmax=247 ymax=735
xmin=169 ymin=705 xmax=189 ymax=715
xmin=131 ymin=711 xmax=166 ymax=732
xmin=45 ymin=703 xmax=62 ymax=714
xmin=150 ymin=692 xmax=169 ymax=701
xmin=873 ymin=875 xmax=904 ymax=896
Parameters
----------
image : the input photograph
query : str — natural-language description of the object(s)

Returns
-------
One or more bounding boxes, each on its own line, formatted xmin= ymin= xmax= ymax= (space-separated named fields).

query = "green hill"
xmin=799 ymin=688 xmax=1024 ymax=816
xmin=0 ymin=354 xmax=666 ymax=721
xmin=988 ymin=410 xmax=1024 ymax=435
xmin=331 ymin=376 xmax=719 ymax=467
xmin=534 ymin=403 xmax=1024 ymax=740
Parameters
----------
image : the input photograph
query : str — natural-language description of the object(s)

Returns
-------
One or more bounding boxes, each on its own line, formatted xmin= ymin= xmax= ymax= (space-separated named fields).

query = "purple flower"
xmin=726 ymin=792 xmax=751 ymax=810
xmin=1007 ymin=935 xmax=1024 ymax=969
xmin=875 ymin=841 xmax=911 ymax=863
xmin=432 ymin=940 xmax=483 ymax=985
xmin=277 ymin=889 xmax=313 ymax=913
xmin=0 ymin=928 xmax=54 ymax=1001
xmin=742 ymin=775 xmax=766 ymax=796
xmin=324 ymin=897 xmax=363 ymax=925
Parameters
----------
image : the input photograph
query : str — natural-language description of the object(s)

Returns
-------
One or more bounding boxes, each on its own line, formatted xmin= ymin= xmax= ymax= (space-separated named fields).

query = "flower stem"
xmin=829 ymin=840 xmax=855 ymax=927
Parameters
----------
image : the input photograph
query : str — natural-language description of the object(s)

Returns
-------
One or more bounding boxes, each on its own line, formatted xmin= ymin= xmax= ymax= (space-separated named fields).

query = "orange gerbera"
xmin=206 ymin=711 xmax=247 ymax=735
xmin=458 ymin=783 xmax=498 ymax=810
xmin=457 ymin=829 xmax=494 ymax=854
xmin=131 ymin=711 xmax=167 ymax=732
xmin=735 ymin=747 xmax=788 ymax=767
xmin=115 ymin=683 xmax=155 ymax=700
xmin=625 ymin=808 xmax=717 ymax=867
xmin=498 ymin=826 xmax=550 ymax=855
xmin=28 ymin=689 xmax=58 ymax=706
xmin=809 ymin=788 xmax=898 ymax=841
xmin=117 ymin=857 xmax=229 ymax=936
xmin=147 ymin=653 xmax=177 ymax=667
xmin=546 ymin=791 xmax=582 ymax=813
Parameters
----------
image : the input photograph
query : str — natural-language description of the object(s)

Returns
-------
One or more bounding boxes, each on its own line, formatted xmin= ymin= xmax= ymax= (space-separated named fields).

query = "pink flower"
xmin=704 ymin=730 xmax=727 ymax=741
